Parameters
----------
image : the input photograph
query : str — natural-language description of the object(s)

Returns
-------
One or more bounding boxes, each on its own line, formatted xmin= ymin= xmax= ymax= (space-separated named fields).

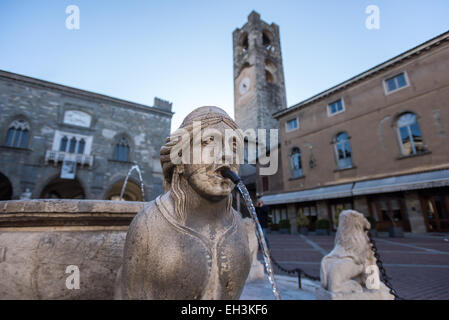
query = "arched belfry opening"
xmin=262 ymin=30 xmax=273 ymax=51
xmin=239 ymin=32 xmax=249 ymax=54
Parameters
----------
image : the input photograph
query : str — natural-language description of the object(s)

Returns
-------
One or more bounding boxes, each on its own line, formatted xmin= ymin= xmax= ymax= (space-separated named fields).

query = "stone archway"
xmin=40 ymin=177 xmax=85 ymax=199
xmin=105 ymin=179 xmax=143 ymax=201
xmin=0 ymin=172 xmax=13 ymax=200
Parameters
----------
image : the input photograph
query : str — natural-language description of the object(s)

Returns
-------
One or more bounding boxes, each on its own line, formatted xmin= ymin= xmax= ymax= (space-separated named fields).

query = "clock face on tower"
xmin=238 ymin=77 xmax=251 ymax=95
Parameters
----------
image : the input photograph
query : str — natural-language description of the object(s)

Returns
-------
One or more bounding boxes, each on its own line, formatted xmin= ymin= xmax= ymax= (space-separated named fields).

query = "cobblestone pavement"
xmin=262 ymin=232 xmax=449 ymax=300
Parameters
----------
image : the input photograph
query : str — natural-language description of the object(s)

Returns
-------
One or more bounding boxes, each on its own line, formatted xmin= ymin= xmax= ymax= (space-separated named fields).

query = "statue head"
xmin=334 ymin=210 xmax=373 ymax=264
xmin=160 ymin=106 xmax=243 ymax=222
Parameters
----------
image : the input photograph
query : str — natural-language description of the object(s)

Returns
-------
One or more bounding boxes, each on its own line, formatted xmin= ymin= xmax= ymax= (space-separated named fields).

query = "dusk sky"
xmin=1 ymin=1 xmax=448 ymax=131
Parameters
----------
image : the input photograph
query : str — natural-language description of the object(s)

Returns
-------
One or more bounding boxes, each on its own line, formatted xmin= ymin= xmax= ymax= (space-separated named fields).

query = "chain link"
xmin=269 ymin=253 xmax=320 ymax=281
xmin=367 ymin=232 xmax=403 ymax=300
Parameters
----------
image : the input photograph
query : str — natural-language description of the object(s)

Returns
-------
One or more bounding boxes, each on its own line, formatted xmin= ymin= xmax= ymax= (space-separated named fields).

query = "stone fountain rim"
xmin=0 ymin=199 xmax=146 ymax=214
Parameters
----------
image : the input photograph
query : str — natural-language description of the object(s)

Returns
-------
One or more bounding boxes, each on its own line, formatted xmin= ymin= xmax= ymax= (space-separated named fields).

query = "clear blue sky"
xmin=1 ymin=1 xmax=448 ymax=131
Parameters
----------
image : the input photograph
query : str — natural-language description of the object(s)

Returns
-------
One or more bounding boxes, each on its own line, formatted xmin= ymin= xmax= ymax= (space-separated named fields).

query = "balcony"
xmin=45 ymin=150 xmax=94 ymax=167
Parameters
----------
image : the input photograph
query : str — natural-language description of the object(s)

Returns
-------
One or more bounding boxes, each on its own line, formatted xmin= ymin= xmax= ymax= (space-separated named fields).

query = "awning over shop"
xmin=352 ymin=169 xmax=449 ymax=195
xmin=260 ymin=183 xmax=353 ymax=205
xmin=260 ymin=169 xmax=449 ymax=206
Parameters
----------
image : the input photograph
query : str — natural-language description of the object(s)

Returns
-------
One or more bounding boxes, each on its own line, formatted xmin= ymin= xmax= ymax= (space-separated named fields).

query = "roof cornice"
xmin=274 ymin=30 xmax=449 ymax=119
xmin=0 ymin=70 xmax=174 ymax=117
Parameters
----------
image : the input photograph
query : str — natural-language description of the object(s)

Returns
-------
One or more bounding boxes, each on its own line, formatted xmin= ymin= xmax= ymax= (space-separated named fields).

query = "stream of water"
xmin=120 ymin=164 xmax=145 ymax=201
xmin=235 ymin=180 xmax=281 ymax=300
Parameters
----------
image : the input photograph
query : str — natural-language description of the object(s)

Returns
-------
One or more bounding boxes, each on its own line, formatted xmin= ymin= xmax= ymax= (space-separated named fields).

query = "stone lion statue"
xmin=115 ymin=106 xmax=251 ymax=300
xmin=320 ymin=210 xmax=394 ymax=300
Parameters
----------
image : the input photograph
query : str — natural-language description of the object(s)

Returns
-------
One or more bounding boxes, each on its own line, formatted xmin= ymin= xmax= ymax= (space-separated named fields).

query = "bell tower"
xmin=233 ymin=11 xmax=287 ymax=132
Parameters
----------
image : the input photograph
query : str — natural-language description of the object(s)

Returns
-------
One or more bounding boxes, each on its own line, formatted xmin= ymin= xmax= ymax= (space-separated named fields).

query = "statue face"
xmin=183 ymin=122 xmax=241 ymax=201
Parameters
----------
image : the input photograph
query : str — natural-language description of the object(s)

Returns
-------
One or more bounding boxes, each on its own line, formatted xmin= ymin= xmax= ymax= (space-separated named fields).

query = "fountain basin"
xmin=0 ymin=199 xmax=144 ymax=300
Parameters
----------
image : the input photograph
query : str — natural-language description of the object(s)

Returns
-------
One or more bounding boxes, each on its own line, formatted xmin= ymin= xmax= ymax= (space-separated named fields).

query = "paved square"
xmin=263 ymin=233 xmax=449 ymax=300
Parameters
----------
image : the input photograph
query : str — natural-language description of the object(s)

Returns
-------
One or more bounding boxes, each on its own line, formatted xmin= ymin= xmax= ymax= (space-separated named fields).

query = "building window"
xmin=369 ymin=196 xmax=411 ymax=232
xmin=271 ymin=206 xmax=288 ymax=224
xmin=296 ymin=204 xmax=317 ymax=230
xmin=52 ymin=130 xmax=92 ymax=156
xmin=329 ymin=200 xmax=353 ymax=230
xmin=327 ymin=99 xmax=344 ymax=116
xmin=68 ymin=137 xmax=77 ymax=153
xmin=114 ymin=137 xmax=130 ymax=162
xmin=384 ymin=72 xmax=408 ymax=94
xmin=5 ymin=119 xmax=30 ymax=148
xmin=334 ymin=132 xmax=353 ymax=169
xmin=59 ymin=136 xmax=68 ymax=151
xmin=286 ymin=118 xmax=299 ymax=132
xmin=290 ymin=147 xmax=303 ymax=178
xmin=397 ymin=113 xmax=425 ymax=156
xmin=58 ymin=135 xmax=89 ymax=155
xmin=77 ymin=139 xmax=85 ymax=154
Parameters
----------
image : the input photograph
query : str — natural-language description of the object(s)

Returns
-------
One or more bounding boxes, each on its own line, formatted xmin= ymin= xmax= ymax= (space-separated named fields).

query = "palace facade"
xmin=0 ymin=70 xmax=173 ymax=201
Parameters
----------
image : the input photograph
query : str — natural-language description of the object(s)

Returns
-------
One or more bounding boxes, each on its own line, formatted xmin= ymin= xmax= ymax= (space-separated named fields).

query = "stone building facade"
xmin=260 ymin=31 xmax=449 ymax=234
xmin=0 ymin=70 xmax=173 ymax=201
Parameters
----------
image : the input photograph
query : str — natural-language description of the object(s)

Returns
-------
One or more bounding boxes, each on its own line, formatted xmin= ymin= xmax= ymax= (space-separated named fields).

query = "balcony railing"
xmin=45 ymin=150 xmax=94 ymax=167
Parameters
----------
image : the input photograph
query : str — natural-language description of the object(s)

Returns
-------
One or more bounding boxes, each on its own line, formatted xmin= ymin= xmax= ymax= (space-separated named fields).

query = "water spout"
xmin=220 ymin=169 xmax=281 ymax=300
xmin=120 ymin=164 xmax=145 ymax=201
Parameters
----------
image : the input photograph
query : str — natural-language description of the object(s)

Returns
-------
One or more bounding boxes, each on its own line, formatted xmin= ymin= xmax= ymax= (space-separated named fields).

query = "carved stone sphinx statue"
xmin=115 ymin=106 xmax=252 ymax=299
xmin=320 ymin=210 xmax=394 ymax=300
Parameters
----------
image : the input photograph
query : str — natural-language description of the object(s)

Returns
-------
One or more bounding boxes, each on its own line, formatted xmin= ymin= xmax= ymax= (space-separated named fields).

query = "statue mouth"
xmin=214 ymin=165 xmax=232 ymax=180
xmin=217 ymin=166 xmax=241 ymax=184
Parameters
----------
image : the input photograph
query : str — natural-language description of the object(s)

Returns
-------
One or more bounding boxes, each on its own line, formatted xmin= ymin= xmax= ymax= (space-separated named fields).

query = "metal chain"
xmin=268 ymin=252 xmax=320 ymax=282
xmin=367 ymin=232 xmax=403 ymax=300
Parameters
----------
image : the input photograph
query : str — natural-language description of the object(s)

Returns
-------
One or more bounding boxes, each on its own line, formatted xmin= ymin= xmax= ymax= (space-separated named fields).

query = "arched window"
xmin=290 ymin=147 xmax=303 ymax=178
xmin=5 ymin=120 xmax=30 ymax=148
xmin=397 ymin=113 xmax=425 ymax=155
xmin=69 ymin=137 xmax=77 ymax=153
xmin=264 ymin=59 xmax=276 ymax=84
xmin=239 ymin=32 xmax=248 ymax=54
xmin=77 ymin=139 xmax=85 ymax=154
xmin=262 ymin=30 xmax=273 ymax=51
xmin=59 ymin=136 xmax=68 ymax=151
xmin=265 ymin=70 xmax=274 ymax=83
xmin=114 ymin=137 xmax=130 ymax=162
xmin=334 ymin=132 xmax=353 ymax=169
